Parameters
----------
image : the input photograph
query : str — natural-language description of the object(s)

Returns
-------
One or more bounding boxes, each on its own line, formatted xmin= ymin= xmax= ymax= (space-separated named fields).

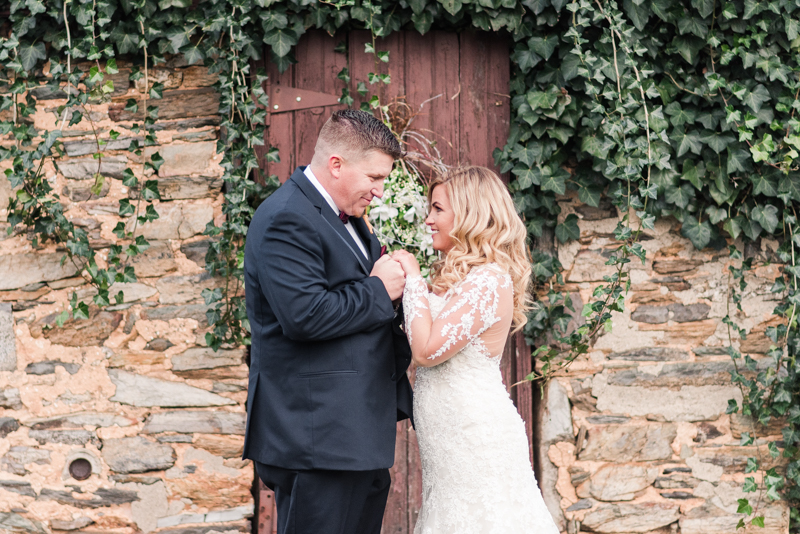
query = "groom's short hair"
xmin=315 ymin=109 xmax=403 ymax=161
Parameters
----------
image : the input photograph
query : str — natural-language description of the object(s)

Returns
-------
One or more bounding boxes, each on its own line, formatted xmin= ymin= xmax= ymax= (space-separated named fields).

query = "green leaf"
xmin=540 ymin=168 xmax=567 ymax=194
xmin=751 ymin=517 xmax=765 ymax=528
xmin=727 ymin=147 xmax=750 ymax=174
xmin=672 ymin=129 xmax=703 ymax=156
xmin=555 ymin=214 xmax=580 ymax=243
xmin=741 ymin=84 xmax=770 ymax=112
xmin=701 ymin=130 xmax=735 ymax=154
xmin=17 ymin=42 xmax=46 ymax=71
xmin=736 ymin=498 xmax=753 ymax=515
xmin=751 ymin=172 xmax=779 ymax=197
xmin=778 ymin=173 xmax=800 ymax=201
xmin=623 ymin=0 xmax=651 ymax=30
xmin=666 ymin=183 xmax=695 ymax=208
xmin=527 ymin=36 xmax=558 ymax=60
xmin=526 ymin=91 xmax=558 ymax=110
xmin=512 ymin=47 xmax=541 ymax=73
xmin=751 ymin=204 xmax=779 ymax=233
xmin=681 ymin=215 xmax=712 ymax=249
xmin=264 ymin=28 xmax=297 ymax=58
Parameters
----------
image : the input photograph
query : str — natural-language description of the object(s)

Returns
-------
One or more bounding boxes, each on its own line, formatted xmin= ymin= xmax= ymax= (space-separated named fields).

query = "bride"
xmin=391 ymin=166 xmax=560 ymax=534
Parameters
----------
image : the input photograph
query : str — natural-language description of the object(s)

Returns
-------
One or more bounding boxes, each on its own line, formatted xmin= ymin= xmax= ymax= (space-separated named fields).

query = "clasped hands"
xmin=370 ymin=250 xmax=421 ymax=301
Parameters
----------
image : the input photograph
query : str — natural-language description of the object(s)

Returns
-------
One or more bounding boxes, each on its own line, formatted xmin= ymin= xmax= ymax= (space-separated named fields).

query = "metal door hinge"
xmin=269 ymin=86 xmax=341 ymax=114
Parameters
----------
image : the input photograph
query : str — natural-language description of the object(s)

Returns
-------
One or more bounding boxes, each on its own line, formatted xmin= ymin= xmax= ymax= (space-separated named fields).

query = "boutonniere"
xmin=380 ymin=245 xmax=387 ymax=256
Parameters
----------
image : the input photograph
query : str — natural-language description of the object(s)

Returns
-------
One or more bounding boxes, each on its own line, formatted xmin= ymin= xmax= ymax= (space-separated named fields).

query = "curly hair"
xmin=428 ymin=166 xmax=532 ymax=332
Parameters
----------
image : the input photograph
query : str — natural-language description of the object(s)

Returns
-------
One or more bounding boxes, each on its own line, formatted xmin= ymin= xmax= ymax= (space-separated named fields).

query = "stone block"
xmin=134 ymin=67 xmax=183 ymax=92
xmin=654 ymin=474 xmax=700 ymax=489
xmin=192 ymin=434 xmax=245 ymax=459
xmin=30 ymin=309 xmax=122 ymax=346
xmin=109 ymin=350 xmax=166 ymax=368
xmin=50 ymin=516 xmax=94 ymax=531
xmin=140 ymin=303 xmax=210 ymax=325
xmin=38 ymin=487 xmax=139 ymax=508
xmin=28 ymin=412 xmax=135 ymax=430
xmin=152 ymin=117 xmax=221 ymax=132
xmin=109 ymin=369 xmax=236 ymax=407
xmin=124 ymin=240 xmax=178 ymax=278
xmin=25 ymin=360 xmax=80 ymax=375
xmin=102 ymin=436 xmax=176 ymax=473
xmin=173 ymin=130 xmax=217 ymax=142
xmin=0 ymin=253 xmax=81 ymax=291
xmin=135 ymin=175 xmax=222 ymax=200
xmin=579 ymin=464 xmax=658 ymax=501
xmin=155 ymin=141 xmax=218 ymax=177
xmin=651 ymin=276 xmax=692 ymax=291
xmin=1 ymin=446 xmax=51 ymax=476
xmin=566 ymin=499 xmax=593 ymax=512
xmin=143 ymin=410 xmax=246 ymax=435
xmin=145 ymin=338 xmax=175 ymax=351
xmin=0 ymin=303 xmax=16 ymax=372
xmin=0 ymin=513 xmax=47 ymax=534
xmin=585 ymin=415 xmax=630 ymax=424
xmin=58 ymin=156 xmax=127 ymax=180
xmin=652 ymin=259 xmax=702 ymax=274
xmin=631 ymin=305 xmax=669 ymax=324
xmin=581 ymin=502 xmax=680 ymax=533
xmin=0 ymin=418 xmax=19 ymax=438
xmin=171 ymin=347 xmax=247 ymax=380
xmin=567 ymin=251 xmax=619 ymax=282
xmin=0 ymin=388 xmax=22 ymax=410
xmin=730 ymin=413 xmax=785 ymax=438
xmin=607 ymin=347 xmax=690 ymax=361
xmin=0 ymin=480 xmax=36 ymax=497
xmin=692 ymin=444 xmax=787 ymax=474
xmin=679 ymin=502 xmax=788 ymax=534
xmin=181 ymin=66 xmax=220 ymax=88
xmin=62 ymin=179 xmax=111 ymax=201
xmin=606 ymin=361 xmax=745 ymax=388
xmin=0 ymin=171 xmax=11 ymax=213
xmin=580 ymin=423 xmax=677 ymax=462
xmin=28 ymin=429 xmax=99 ymax=446
xmin=128 ymin=202 xmax=213 ymax=240
xmin=181 ymin=239 xmax=212 ymax=266
xmin=110 ymin=88 xmax=220 ymax=121
xmin=540 ymin=379 xmax=573 ymax=445
xmin=63 ymin=136 xmax=142 ymax=157
xmin=669 ymin=302 xmax=710 ymax=322
xmin=156 ymin=272 xmax=225 ymax=305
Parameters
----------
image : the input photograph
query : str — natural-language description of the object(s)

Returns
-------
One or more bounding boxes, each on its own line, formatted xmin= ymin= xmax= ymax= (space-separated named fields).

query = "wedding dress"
xmin=403 ymin=264 xmax=560 ymax=534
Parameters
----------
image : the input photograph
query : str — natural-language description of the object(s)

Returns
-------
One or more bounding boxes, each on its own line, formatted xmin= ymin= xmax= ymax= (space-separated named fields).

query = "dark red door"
xmin=253 ymin=29 xmax=529 ymax=534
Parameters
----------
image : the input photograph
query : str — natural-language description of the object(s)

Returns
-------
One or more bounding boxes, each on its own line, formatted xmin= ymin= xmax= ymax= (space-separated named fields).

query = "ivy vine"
xmin=2 ymin=0 xmax=798 ymax=529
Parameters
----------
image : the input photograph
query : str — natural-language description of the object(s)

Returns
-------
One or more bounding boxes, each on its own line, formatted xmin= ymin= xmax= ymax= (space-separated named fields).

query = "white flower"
xmin=403 ymin=206 xmax=416 ymax=223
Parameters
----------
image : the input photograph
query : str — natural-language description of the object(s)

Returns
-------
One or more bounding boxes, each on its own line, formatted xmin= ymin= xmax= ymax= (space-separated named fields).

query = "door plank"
xmin=266 ymin=60 xmax=296 ymax=183
xmin=293 ymin=31 xmax=348 ymax=169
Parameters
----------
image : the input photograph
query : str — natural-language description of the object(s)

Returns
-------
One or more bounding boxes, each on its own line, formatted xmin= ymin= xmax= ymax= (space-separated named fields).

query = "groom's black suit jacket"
xmin=243 ymin=167 xmax=413 ymax=471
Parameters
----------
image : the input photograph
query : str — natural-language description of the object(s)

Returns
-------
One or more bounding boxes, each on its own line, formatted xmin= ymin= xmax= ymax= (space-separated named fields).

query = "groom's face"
xmin=331 ymin=150 xmax=395 ymax=217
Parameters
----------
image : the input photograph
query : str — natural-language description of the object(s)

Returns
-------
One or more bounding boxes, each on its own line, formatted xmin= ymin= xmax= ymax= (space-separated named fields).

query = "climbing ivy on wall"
xmin=1 ymin=0 xmax=798 ymax=529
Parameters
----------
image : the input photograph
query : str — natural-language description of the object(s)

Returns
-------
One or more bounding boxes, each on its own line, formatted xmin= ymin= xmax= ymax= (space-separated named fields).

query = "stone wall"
xmin=0 ymin=58 xmax=254 ymax=532
xmin=536 ymin=195 xmax=789 ymax=534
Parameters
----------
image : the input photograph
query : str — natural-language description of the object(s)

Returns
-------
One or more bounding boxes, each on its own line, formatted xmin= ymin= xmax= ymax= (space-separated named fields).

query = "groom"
xmin=243 ymin=109 xmax=414 ymax=534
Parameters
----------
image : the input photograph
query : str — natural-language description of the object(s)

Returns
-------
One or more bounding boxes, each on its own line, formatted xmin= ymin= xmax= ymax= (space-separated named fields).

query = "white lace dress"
xmin=402 ymin=264 xmax=559 ymax=534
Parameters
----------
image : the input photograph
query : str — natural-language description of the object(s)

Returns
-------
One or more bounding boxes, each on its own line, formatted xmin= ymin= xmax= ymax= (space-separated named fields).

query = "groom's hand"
xmin=371 ymin=255 xmax=406 ymax=300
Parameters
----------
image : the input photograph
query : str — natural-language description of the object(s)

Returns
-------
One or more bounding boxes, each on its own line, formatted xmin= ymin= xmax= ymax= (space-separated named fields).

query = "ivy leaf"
xmin=726 ymin=146 xmax=750 ymax=174
xmin=785 ymin=14 xmax=800 ymax=40
xmin=527 ymin=90 xmax=558 ymax=111
xmin=751 ymin=172 xmax=779 ymax=197
xmin=555 ymin=214 xmax=580 ymax=243
xmin=671 ymin=129 xmax=702 ymax=156
xmin=741 ymin=84 xmax=770 ymax=112
xmin=778 ymin=173 xmax=800 ymax=201
xmin=678 ymin=16 xmax=708 ymax=38
xmin=440 ymin=0 xmax=463 ymax=15
xmin=665 ymin=101 xmax=696 ymax=128
xmin=540 ymin=168 xmax=567 ymax=194
xmin=578 ymin=184 xmax=602 ymax=207
xmin=751 ymin=517 xmax=765 ymax=528
xmin=512 ymin=47 xmax=541 ymax=73
xmin=681 ymin=160 xmax=705 ymax=190
xmin=666 ymin=183 xmax=695 ymax=208
xmin=180 ymin=43 xmax=205 ymax=65
xmin=527 ymin=36 xmax=558 ymax=60
xmin=706 ymin=205 xmax=727 ymax=224
xmin=691 ymin=0 xmax=715 ymax=17
xmin=681 ymin=215 xmax=712 ymax=249
xmin=701 ymin=130 xmax=735 ymax=154
xmin=511 ymin=143 xmax=541 ymax=166
xmin=264 ymin=28 xmax=297 ymax=58
xmin=751 ymin=204 xmax=779 ymax=233
xmin=623 ymin=0 xmax=651 ymax=30
xmin=512 ymin=166 xmax=540 ymax=189
xmin=18 ymin=42 xmax=46 ymax=71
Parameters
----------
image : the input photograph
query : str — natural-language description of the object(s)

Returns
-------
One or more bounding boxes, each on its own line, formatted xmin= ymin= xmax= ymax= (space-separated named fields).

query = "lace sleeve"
xmin=404 ymin=266 xmax=512 ymax=367
xmin=402 ymin=275 xmax=430 ymax=347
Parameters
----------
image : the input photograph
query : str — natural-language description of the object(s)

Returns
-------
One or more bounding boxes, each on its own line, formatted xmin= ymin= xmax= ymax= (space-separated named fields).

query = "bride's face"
xmin=426 ymin=186 xmax=455 ymax=252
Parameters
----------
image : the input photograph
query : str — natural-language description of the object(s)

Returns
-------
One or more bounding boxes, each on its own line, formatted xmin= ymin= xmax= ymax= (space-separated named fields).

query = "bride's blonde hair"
xmin=428 ymin=166 xmax=532 ymax=331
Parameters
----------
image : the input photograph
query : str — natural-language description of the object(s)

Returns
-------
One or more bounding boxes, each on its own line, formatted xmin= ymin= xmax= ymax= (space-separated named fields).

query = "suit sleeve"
xmin=257 ymin=208 xmax=395 ymax=341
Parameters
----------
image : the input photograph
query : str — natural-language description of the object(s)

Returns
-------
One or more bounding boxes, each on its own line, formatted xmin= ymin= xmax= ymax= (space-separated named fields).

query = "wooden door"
xmin=253 ymin=29 xmax=531 ymax=534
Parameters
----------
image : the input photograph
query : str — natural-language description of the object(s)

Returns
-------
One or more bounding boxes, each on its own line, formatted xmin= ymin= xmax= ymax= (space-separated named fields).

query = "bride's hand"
xmin=391 ymin=250 xmax=421 ymax=277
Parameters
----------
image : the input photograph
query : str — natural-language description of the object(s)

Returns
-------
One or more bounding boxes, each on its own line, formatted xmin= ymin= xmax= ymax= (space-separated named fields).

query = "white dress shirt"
xmin=304 ymin=166 xmax=369 ymax=259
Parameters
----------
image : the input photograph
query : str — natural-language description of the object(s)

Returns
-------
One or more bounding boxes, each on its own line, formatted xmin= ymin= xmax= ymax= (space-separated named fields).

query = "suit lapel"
xmin=352 ymin=216 xmax=381 ymax=267
xmin=291 ymin=167 xmax=370 ymax=276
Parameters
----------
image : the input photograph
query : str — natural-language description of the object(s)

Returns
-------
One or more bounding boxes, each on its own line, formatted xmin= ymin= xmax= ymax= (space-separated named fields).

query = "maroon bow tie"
xmin=338 ymin=211 xmax=350 ymax=224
